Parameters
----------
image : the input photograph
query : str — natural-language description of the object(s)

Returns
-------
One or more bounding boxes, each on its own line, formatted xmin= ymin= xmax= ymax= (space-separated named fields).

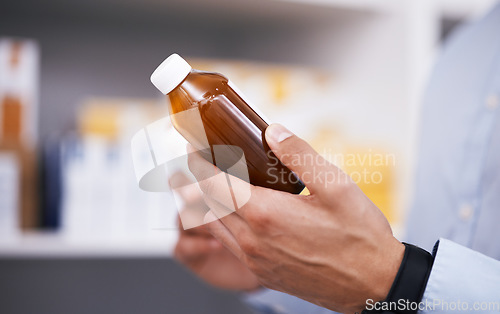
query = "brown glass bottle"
xmin=151 ymin=54 xmax=304 ymax=194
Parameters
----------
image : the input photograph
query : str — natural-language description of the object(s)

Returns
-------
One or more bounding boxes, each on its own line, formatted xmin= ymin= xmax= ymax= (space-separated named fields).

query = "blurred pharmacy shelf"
xmin=0 ymin=232 xmax=176 ymax=258
xmin=0 ymin=0 xmax=394 ymax=21
xmin=1 ymin=0 xmax=498 ymax=256
xmin=3 ymin=0 xmax=493 ymax=22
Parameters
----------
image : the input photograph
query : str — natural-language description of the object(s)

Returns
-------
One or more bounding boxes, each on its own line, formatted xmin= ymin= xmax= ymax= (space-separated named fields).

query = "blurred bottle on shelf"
xmin=0 ymin=39 xmax=38 ymax=145
xmin=59 ymin=98 xmax=176 ymax=242
xmin=0 ymin=38 xmax=39 ymax=236
xmin=0 ymin=153 xmax=20 ymax=238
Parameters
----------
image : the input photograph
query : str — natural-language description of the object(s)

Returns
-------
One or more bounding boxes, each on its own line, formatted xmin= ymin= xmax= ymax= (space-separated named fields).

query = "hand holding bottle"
xmin=171 ymin=172 xmax=261 ymax=292
xmin=187 ymin=124 xmax=405 ymax=313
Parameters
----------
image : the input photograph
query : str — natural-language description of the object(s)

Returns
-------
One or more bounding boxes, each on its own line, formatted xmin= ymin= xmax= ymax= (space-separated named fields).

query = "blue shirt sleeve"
xmin=420 ymin=238 xmax=500 ymax=313
xmin=243 ymin=288 xmax=338 ymax=314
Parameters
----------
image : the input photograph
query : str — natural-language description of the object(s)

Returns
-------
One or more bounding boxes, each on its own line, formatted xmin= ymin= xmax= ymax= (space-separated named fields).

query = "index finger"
xmin=177 ymin=216 xmax=213 ymax=237
xmin=187 ymin=144 xmax=254 ymax=219
xmin=169 ymin=171 xmax=203 ymax=206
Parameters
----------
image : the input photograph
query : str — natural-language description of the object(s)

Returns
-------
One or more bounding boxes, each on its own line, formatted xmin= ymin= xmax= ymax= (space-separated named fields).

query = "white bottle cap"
xmin=150 ymin=53 xmax=192 ymax=95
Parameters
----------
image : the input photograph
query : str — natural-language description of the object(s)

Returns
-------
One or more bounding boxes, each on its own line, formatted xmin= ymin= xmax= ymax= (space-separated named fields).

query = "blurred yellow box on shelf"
xmin=310 ymin=127 xmax=398 ymax=224
xmin=343 ymin=149 xmax=396 ymax=223
xmin=77 ymin=98 xmax=166 ymax=140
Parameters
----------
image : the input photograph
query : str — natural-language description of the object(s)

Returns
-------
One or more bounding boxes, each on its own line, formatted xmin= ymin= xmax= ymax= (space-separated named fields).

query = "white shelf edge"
xmin=275 ymin=0 xmax=398 ymax=12
xmin=438 ymin=0 xmax=498 ymax=19
xmin=0 ymin=232 xmax=176 ymax=258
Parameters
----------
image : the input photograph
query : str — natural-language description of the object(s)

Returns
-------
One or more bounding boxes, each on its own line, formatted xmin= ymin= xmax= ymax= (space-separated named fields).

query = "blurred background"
xmin=0 ymin=0 xmax=497 ymax=313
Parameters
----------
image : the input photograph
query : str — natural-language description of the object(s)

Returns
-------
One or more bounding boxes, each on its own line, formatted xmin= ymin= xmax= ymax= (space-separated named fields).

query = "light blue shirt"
xmin=246 ymin=2 xmax=500 ymax=313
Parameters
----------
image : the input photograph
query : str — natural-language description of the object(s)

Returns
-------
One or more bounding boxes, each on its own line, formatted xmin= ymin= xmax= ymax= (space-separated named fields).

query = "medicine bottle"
xmin=151 ymin=54 xmax=304 ymax=194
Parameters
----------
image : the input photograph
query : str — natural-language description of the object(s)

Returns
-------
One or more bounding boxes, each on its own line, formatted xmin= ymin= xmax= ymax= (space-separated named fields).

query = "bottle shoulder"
xmin=175 ymin=70 xmax=229 ymax=102
xmin=188 ymin=69 xmax=228 ymax=82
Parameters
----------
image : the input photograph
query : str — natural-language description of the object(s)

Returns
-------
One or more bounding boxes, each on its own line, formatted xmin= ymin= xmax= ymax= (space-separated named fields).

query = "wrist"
xmin=373 ymin=239 xmax=406 ymax=302
xmin=351 ymin=238 xmax=405 ymax=313
xmin=364 ymin=242 xmax=434 ymax=313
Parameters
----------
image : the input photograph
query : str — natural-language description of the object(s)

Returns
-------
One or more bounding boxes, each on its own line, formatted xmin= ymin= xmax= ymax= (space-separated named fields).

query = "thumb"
xmin=265 ymin=123 xmax=345 ymax=195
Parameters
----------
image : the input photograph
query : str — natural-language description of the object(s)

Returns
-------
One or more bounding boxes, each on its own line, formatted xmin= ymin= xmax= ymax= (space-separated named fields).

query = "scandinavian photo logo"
xmin=131 ymin=108 xmax=251 ymax=229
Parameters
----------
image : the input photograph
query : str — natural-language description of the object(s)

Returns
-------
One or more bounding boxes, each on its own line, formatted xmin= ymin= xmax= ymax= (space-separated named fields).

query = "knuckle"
xmin=287 ymin=145 xmax=311 ymax=166
xmin=244 ymin=259 xmax=268 ymax=280
xmin=239 ymin=236 xmax=261 ymax=258
xmin=293 ymin=145 xmax=310 ymax=160
xmin=245 ymin=257 xmax=260 ymax=272
xmin=245 ymin=207 xmax=271 ymax=231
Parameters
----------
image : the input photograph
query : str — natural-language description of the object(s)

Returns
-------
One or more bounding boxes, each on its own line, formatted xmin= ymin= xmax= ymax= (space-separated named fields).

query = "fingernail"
xmin=266 ymin=124 xmax=293 ymax=144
